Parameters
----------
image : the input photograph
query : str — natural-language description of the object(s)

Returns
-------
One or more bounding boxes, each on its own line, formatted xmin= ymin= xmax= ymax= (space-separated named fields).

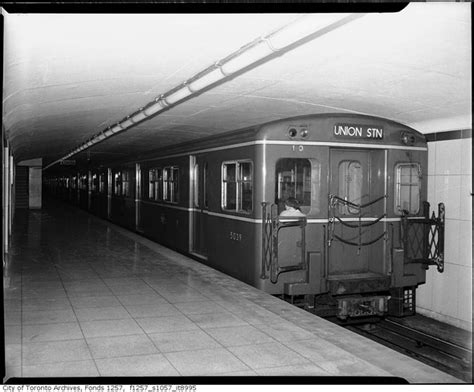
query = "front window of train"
xmin=276 ymin=158 xmax=318 ymax=215
xmin=395 ymin=163 xmax=421 ymax=215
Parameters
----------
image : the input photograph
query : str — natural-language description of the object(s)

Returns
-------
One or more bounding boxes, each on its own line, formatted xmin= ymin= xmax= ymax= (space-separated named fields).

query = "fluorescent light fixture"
xmin=188 ymin=67 xmax=225 ymax=92
xmin=221 ymin=41 xmax=274 ymax=75
xmin=144 ymin=99 xmax=167 ymax=116
xmin=111 ymin=125 xmax=122 ymax=133
xmin=164 ymin=86 xmax=192 ymax=105
xmin=45 ymin=13 xmax=364 ymax=171
xmin=120 ymin=118 xmax=133 ymax=129
xmin=131 ymin=111 xmax=147 ymax=123
xmin=269 ymin=14 xmax=351 ymax=50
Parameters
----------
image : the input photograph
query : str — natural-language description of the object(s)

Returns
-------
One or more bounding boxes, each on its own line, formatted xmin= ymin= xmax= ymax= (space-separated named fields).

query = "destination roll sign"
xmin=333 ymin=124 xmax=384 ymax=139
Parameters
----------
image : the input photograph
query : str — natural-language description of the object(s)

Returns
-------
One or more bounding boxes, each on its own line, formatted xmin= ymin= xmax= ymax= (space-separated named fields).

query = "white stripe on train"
xmin=139 ymin=200 xmax=419 ymax=224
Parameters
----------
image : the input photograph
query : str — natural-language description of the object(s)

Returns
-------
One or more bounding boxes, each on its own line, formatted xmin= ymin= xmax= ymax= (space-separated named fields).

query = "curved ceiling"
xmin=2 ymin=3 xmax=471 ymax=170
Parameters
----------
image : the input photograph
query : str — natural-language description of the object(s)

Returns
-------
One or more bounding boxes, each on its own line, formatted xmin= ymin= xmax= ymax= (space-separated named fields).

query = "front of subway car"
xmin=258 ymin=114 xmax=444 ymax=321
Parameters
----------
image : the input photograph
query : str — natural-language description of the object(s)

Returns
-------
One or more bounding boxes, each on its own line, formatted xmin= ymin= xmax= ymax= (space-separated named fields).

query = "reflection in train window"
xmin=99 ymin=173 xmax=106 ymax=193
xmin=395 ymin=163 xmax=421 ymax=215
xmin=222 ymin=161 xmax=253 ymax=213
xmin=113 ymin=170 xmax=132 ymax=197
xmin=193 ymin=162 xmax=208 ymax=209
xmin=79 ymin=175 xmax=88 ymax=190
xmin=114 ymin=172 xmax=122 ymax=196
xmin=122 ymin=171 xmax=131 ymax=197
xmin=91 ymin=174 xmax=98 ymax=192
xmin=223 ymin=163 xmax=236 ymax=210
xmin=149 ymin=168 xmax=163 ymax=201
xmin=193 ymin=164 xmax=199 ymax=208
xmin=204 ymin=162 xmax=208 ymax=209
xmin=163 ymin=167 xmax=179 ymax=203
xmin=276 ymin=158 xmax=316 ymax=214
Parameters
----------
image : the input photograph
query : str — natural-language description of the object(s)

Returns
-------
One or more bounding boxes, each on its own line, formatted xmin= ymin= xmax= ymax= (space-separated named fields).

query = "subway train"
xmin=45 ymin=113 xmax=445 ymax=321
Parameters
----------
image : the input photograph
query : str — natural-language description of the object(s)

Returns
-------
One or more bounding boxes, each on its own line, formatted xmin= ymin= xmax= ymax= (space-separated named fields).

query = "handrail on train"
xmin=329 ymin=194 xmax=387 ymax=210
xmin=260 ymin=202 xmax=307 ymax=284
xmin=399 ymin=201 xmax=445 ymax=273
xmin=328 ymin=194 xmax=387 ymax=253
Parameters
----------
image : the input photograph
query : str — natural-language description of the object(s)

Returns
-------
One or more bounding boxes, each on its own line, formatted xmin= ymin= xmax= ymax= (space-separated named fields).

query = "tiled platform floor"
xmin=3 ymin=200 xmax=464 ymax=382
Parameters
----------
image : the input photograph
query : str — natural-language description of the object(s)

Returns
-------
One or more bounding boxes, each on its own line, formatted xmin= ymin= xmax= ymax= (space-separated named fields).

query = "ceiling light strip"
xmin=44 ymin=13 xmax=365 ymax=170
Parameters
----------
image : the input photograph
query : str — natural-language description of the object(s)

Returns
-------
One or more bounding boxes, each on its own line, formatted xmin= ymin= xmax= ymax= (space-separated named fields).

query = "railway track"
xmin=345 ymin=317 xmax=472 ymax=382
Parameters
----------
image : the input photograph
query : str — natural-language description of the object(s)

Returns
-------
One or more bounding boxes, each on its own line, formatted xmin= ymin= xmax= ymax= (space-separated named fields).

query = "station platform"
xmin=3 ymin=200 xmax=464 ymax=382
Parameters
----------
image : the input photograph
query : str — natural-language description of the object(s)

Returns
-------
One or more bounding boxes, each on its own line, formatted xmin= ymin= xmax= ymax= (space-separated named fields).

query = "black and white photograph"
xmin=1 ymin=1 xmax=472 ymax=386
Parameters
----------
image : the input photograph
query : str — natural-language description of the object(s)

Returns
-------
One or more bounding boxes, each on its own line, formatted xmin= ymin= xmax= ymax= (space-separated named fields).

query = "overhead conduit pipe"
xmin=44 ymin=12 xmax=365 ymax=170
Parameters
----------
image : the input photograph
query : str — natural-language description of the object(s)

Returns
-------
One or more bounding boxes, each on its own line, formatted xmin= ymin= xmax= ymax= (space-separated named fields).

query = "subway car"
xmin=46 ymin=113 xmax=445 ymax=320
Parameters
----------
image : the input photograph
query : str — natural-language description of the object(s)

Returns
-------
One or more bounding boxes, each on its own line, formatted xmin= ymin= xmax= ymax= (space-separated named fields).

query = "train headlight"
xmin=288 ymin=126 xmax=309 ymax=139
xmin=288 ymin=128 xmax=298 ymax=138
xmin=401 ymin=131 xmax=416 ymax=146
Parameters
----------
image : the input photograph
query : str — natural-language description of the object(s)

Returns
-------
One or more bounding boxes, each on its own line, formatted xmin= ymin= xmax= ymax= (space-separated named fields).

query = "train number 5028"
xmin=229 ymin=231 xmax=242 ymax=241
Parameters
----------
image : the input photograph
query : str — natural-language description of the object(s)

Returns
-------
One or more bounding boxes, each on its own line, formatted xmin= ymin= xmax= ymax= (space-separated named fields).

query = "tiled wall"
xmin=416 ymin=130 xmax=472 ymax=331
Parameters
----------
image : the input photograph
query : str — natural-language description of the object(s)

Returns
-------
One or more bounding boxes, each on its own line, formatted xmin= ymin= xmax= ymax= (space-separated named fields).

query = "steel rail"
xmin=383 ymin=318 xmax=472 ymax=362
xmin=346 ymin=320 xmax=472 ymax=382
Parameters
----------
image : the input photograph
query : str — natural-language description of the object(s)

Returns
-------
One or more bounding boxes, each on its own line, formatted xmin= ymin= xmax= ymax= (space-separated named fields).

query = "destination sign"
xmin=333 ymin=124 xmax=384 ymax=139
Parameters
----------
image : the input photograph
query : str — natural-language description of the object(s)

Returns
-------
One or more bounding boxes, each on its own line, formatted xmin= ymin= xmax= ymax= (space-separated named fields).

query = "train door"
xmin=274 ymin=158 xmax=312 ymax=269
xmin=191 ymin=156 xmax=208 ymax=258
xmin=328 ymin=149 xmax=385 ymax=279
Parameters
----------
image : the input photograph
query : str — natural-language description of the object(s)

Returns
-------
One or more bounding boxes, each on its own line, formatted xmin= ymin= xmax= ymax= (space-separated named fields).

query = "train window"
xmin=99 ymin=173 xmax=106 ymax=193
xmin=108 ymin=169 xmax=113 ymax=196
xmin=222 ymin=161 xmax=253 ymax=213
xmin=122 ymin=171 xmax=131 ymax=197
xmin=194 ymin=164 xmax=199 ymax=208
xmin=204 ymin=162 xmax=209 ymax=209
xmin=78 ymin=175 xmax=85 ymax=190
xmin=240 ymin=162 xmax=253 ymax=212
xmin=114 ymin=172 xmax=122 ymax=196
xmin=395 ymin=163 xmax=421 ymax=215
xmin=276 ymin=159 xmax=312 ymax=214
xmin=163 ymin=166 xmax=179 ymax=203
xmin=149 ymin=168 xmax=163 ymax=201
xmin=223 ymin=163 xmax=237 ymax=210
xmin=338 ymin=160 xmax=363 ymax=215
xmin=91 ymin=174 xmax=98 ymax=192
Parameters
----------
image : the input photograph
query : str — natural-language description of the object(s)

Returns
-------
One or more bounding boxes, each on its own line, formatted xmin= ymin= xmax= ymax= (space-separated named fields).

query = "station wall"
xmin=417 ymin=129 xmax=472 ymax=331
